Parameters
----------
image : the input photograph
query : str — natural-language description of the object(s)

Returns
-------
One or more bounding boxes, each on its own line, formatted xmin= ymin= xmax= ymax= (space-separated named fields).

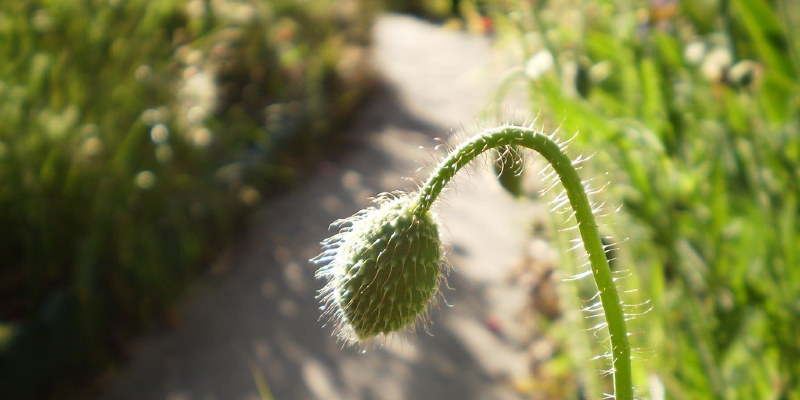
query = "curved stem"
xmin=415 ymin=126 xmax=633 ymax=400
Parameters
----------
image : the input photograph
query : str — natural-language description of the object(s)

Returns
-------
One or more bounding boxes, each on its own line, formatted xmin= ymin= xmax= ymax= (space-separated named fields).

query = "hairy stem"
xmin=415 ymin=126 xmax=633 ymax=400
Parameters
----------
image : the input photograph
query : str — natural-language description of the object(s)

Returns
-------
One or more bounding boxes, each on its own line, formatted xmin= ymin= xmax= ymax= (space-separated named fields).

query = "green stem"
xmin=415 ymin=126 xmax=633 ymax=400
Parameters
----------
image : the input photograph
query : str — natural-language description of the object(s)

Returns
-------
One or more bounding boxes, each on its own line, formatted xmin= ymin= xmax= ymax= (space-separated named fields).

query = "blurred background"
xmin=0 ymin=0 xmax=798 ymax=399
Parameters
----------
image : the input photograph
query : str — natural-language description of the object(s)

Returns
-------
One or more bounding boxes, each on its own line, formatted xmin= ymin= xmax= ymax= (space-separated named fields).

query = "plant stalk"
xmin=415 ymin=126 xmax=633 ymax=400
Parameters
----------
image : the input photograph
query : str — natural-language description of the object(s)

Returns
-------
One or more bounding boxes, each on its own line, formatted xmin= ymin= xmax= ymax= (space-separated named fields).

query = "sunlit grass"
xmin=482 ymin=0 xmax=800 ymax=397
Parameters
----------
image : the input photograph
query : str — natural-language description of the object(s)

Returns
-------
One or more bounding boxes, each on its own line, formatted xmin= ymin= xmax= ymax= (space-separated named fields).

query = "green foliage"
xmin=0 ymin=0 xmax=372 ymax=397
xmin=490 ymin=0 xmax=800 ymax=397
xmin=383 ymin=0 xmax=493 ymax=26
xmin=383 ymin=0 xmax=454 ymax=19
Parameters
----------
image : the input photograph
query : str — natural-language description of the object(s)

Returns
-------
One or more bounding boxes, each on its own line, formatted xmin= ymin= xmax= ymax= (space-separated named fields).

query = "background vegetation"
xmin=478 ymin=0 xmax=799 ymax=398
xmin=0 ymin=0 xmax=373 ymax=398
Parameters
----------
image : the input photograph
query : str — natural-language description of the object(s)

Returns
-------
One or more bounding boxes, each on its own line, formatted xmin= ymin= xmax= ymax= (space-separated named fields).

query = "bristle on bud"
xmin=313 ymin=195 xmax=442 ymax=344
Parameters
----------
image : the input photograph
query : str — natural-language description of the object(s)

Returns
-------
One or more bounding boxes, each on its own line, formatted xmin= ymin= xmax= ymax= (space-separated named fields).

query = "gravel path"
xmin=100 ymin=14 xmax=538 ymax=400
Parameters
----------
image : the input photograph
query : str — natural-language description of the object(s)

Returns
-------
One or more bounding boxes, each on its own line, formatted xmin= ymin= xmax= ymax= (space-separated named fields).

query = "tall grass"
xmin=483 ymin=0 xmax=799 ymax=397
xmin=0 ymin=0 xmax=372 ymax=397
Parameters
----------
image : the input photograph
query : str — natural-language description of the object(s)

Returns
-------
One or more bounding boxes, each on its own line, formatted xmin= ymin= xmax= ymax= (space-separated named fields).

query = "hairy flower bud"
xmin=314 ymin=195 xmax=442 ymax=343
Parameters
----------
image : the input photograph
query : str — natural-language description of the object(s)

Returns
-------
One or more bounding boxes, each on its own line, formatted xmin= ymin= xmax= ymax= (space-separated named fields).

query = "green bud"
xmin=314 ymin=195 xmax=442 ymax=343
xmin=493 ymin=145 xmax=525 ymax=198
xmin=575 ymin=57 xmax=592 ymax=98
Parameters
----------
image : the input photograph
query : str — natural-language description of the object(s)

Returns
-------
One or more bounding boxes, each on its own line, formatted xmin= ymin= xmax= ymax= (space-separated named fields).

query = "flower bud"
xmin=314 ymin=195 xmax=442 ymax=343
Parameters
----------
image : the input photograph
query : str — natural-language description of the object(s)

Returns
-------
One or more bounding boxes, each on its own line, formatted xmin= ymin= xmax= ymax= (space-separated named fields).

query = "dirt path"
xmin=101 ymin=14 xmax=539 ymax=400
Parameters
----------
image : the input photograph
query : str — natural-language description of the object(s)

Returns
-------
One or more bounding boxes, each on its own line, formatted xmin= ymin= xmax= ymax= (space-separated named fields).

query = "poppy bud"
xmin=314 ymin=196 xmax=442 ymax=343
